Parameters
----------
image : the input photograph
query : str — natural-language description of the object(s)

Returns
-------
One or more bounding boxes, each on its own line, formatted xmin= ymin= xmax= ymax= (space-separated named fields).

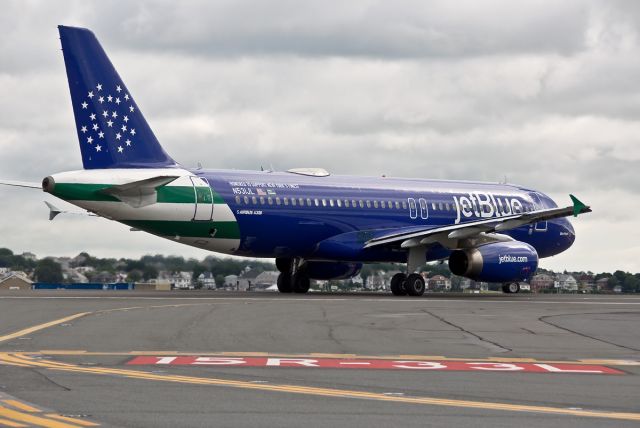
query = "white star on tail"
xmin=117 ymin=146 xmax=123 ymax=153
xmin=95 ymin=144 xmax=101 ymax=152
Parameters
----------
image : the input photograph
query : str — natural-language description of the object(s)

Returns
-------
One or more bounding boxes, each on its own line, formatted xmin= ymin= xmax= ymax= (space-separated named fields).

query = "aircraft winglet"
xmin=569 ymin=194 xmax=590 ymax=217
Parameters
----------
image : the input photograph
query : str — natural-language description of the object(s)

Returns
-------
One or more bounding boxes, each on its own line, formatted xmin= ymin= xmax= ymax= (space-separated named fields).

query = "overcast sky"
xmin=1 ymin=0 xmax=639 ymax=273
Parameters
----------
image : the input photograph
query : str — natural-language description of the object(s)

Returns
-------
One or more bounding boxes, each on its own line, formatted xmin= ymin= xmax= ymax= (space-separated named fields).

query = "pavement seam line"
xmin=4 ymin=353 xmax=640 ymax=422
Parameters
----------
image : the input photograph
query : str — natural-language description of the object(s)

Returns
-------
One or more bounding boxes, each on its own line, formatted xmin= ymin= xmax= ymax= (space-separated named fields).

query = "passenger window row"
xmin=234 ymin=195 xmax=409 ymax=210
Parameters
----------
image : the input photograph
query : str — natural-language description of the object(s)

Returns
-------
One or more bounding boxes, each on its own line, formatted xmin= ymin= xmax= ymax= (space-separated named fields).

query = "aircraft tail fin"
xmin=58 ymin=25 xmax=177 ymax=170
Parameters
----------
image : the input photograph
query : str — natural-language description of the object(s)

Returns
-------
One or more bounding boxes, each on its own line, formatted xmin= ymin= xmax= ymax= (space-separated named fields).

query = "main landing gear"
xmin=390 ymin=247 xmax=427 ymax=297
xmin=390 ymin=273 xmax=426 ymax=297
xmin=276 ymin=257 xmax=310 ymax=294
xmin=502 ymin=283 xmax=520 ymax=293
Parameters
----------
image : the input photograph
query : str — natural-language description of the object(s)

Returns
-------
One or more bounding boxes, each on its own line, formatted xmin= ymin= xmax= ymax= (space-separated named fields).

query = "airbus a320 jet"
xmin=0 ymin=26 xmax=591 ymax=296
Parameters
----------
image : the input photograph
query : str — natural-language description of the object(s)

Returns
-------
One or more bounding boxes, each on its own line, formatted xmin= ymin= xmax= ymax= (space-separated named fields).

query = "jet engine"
xmin=304 ymin=261 xmax=363 ymax=280
xmin=448 ymin=241 xmax=538 ymax=283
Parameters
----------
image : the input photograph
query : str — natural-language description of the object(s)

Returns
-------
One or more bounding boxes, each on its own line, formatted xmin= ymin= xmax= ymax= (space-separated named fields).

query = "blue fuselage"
xmin=197 ymin=169 xmax=576 ymax=262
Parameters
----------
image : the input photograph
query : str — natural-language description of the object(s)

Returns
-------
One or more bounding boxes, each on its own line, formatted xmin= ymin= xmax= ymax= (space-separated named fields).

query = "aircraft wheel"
xmin=502 ymin=283 xmax=520 ymax=294
xmin=405 ymin=273 xmax=426 ymax=297
xmin=292 ymin=271 xmax=311 ymax=294
xmin=390 ymin=273 xmax=408 ymax=296
xmin=277 ymin=273 xmax=293 ymax=293
xmin=276 ymin=257 xmax=293 ymax=273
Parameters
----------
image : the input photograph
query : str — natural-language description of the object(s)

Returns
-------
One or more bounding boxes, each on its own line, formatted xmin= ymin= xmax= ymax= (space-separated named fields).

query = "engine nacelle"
xmin=448 ymin=241 xmax=538 ymax=283
xmin=305 ymin=261 xmax=362 ymax=280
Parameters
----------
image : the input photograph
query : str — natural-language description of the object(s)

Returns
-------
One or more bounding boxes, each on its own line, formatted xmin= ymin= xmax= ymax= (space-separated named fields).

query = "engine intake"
xmin=448 ymin=241 xmax=538 ymax=283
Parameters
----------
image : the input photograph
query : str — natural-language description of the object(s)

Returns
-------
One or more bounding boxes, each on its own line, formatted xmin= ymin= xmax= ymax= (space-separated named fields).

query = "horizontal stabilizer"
xmin=0 ymin=179 xmax=41 ymax=189
xmin=44 ymin=201 xmax=63 ymax=220
xmin=99 ymin=175 xmax=179 ymax=208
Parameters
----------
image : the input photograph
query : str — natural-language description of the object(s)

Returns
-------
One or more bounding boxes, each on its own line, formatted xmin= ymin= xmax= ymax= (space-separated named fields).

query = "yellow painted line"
xmin=0 ymin=417 xmax=28 ymax=427
xmin=2 ymin=400 xmax=38 ymax=413
xmin=45 ymin=414 xmax=98 ymax=427
xmin=3 ymin=353 xmax=640 ymax=422
xmin=0 ymin=406 xmax=80 ymax=428
xmin=0 ymin=313 xmax=90 ymax=344
xmin=33 ymin=350 xmax=640 ymax=366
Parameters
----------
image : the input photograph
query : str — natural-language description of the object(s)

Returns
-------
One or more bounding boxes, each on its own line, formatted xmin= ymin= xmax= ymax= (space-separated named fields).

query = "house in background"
xmin=428 ymin=275 xmax=451 ymax=291
xmin=530 ymin=274 xmax=554 ymax=292
xmin=555 ymin=274 xmax=578 ymax=292
xmin=0 ymin=272 xmax=33 ymax=290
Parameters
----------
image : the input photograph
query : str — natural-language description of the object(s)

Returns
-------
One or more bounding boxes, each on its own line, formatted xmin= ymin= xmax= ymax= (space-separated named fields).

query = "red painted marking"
xmin=126 ymin=356 xmax=624 ymax=375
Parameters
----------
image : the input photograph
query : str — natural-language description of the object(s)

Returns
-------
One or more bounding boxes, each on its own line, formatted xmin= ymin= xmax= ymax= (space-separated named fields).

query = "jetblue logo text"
xmin=498 ymin=255 xmax=529 ymax=264
xmin=453 ymin=192 xmax=524 ymax=224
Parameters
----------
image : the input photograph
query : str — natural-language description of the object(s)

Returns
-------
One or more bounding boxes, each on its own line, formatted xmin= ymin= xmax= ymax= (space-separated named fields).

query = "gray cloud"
xmin=0 ymin=0 xmax=639 ymax=273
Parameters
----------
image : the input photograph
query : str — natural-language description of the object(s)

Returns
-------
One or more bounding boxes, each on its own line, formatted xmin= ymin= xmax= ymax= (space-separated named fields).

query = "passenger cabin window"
xmin=243 ymin=196 xmax=249 ymax=204
xmin=260 ymin=196 xmax=265 ymax=205
xmin=344 ymin=200 xmax=349 ymax=208
xmin=359 ymin=200 xmax=364 ymax=208
xmin=235 ymin=196 xmax=241 ymax=204
xmin=373 ymin=200 xmax=378 ymax=208
xmin=268 ymin=197 xmax=273 ymax=205
xmin=336 ymin=199 xmax=341 ymax=207
xmin=283 ymin=197 xmax=289 ymax=206
xmin=306 ymin=198 xmax=311 ymax=206
xmin=314 ymin=199 xmax=319 ymax=207
xmin=251 ymin=196 xmax=257 ymax=204
xmin=276 ymin=197 xmax=281 ymax=205
xmin=291 ymin=198 xmax=297 ymax=206
xmin=329 ymin=199 xmax=335 ymax=207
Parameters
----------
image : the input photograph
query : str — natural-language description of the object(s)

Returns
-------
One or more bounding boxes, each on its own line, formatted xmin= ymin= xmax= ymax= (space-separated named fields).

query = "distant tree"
xmin=142 ymin=265 xmax=158 ymax=281
xmin=192 ymin=264 xmax=207 ymax=282
xmin=127 ymin=270 xmax=142 ymax=283
xmin=214 ymin=274 xmax=225 ymax=287
xmin=35 ymin=258 xmax=63 ymax=283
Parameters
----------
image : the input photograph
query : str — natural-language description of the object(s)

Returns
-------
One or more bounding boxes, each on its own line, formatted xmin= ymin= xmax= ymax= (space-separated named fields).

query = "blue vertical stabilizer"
xmin=59 ymin=25 xmax=177 ymax=169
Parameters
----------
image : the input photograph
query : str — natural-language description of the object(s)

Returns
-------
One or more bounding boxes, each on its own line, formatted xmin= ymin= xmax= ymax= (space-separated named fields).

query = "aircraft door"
xmin=418 ymin=198 xmax=429 ymax=220
xmin=408 ymin=198 xmax=417 ymax=219
xmin=190 ymin=176 xmax=214 ymax=221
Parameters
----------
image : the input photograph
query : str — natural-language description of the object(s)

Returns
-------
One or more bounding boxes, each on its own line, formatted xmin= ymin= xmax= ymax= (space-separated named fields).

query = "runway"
xmin=0 ymin=291 xmax=639 ymax=427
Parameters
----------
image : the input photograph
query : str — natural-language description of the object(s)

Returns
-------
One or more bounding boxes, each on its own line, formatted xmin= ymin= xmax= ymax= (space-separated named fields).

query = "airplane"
xmin=0 ymin=26 xmax=591 ymax=296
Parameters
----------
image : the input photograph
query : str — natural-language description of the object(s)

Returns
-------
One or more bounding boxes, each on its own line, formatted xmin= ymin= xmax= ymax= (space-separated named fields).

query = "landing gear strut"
xmin=389 ymin=247 xmax=427 ymax=297
xmin=276 ymin=257 xmax=310 ymax=294
xmin=502 ymin=282 xmax=520 ymax=294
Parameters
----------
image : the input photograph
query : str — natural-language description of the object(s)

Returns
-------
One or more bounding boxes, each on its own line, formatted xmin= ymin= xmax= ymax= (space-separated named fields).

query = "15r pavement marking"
xmin=2 ymin=308 xmax=640 ymax=422
xmin=1 ymin=352 xmax=640 ymax=422
xmin=33 ymin=350 xmax=640 ymax=367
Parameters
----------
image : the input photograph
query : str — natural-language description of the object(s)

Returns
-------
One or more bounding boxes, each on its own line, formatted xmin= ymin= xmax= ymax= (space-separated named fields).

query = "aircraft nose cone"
xmin=563 ymin=220 xmax=575 ymax=249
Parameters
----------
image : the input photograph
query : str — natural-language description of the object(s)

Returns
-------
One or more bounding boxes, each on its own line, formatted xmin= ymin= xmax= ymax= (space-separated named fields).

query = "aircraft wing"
xmin=99 ymin=175 xmax=180 ymax=208
xmin=0 ymin=179 xmax=42 ymax=189
xmin=364 ymin=194 xmax=591 ymax=249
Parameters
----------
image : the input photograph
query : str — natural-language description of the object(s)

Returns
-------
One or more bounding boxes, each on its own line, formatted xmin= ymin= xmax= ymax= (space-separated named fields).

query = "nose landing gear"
xmin=502 ymin=282 xmax=521 ymax=293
